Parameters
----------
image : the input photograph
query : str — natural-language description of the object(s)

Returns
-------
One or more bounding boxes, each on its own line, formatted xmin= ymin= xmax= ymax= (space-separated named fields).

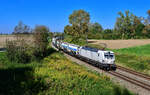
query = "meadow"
xmin=0 ymin=50 xmax=134 ymax=95
xmin=113 ymin=44 xmax=150 ymax=57
xmin=113 ymin=44 xmax=150 ymax=75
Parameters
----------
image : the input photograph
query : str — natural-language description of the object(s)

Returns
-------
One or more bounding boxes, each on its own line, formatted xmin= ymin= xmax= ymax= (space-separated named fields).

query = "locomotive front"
xmin=100 ymin=51 xmax=116 ymax=71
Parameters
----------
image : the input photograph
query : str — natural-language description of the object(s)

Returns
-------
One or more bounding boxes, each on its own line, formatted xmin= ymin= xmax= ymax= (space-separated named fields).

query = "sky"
xmin=0 ymin=0 xmax=150 ymax=34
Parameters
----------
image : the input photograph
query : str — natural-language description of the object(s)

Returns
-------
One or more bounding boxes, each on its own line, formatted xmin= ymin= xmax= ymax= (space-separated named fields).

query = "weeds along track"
xmin=108 ymin=71 xmax=150 ymax=91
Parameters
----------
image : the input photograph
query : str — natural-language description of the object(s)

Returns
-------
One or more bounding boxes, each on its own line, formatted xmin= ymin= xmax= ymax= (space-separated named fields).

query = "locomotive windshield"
xmin=104 ymin=53 xmax=114 ymax=59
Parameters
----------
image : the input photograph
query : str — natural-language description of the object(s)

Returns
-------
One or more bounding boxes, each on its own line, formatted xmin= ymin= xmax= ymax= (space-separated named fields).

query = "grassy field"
xmin=113 ymin=44 xmax=150 ymax=57
xmin=112 ymin=44 xmax=150 ymax=75
xmin=0 ymin=50 xmax=134 ymax=95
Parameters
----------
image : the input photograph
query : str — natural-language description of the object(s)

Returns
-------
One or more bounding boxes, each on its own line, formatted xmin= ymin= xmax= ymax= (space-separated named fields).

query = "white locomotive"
xmin=52 ymin=37 xmax=116 ymax=71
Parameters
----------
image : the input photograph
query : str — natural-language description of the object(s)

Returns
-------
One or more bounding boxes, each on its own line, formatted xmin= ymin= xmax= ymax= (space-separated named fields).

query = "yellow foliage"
xmin=34 ymin=52 xmax=110 ymax=90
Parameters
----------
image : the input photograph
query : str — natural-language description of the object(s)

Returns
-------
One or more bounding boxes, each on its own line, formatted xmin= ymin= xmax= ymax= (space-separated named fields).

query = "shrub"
xmin=113 ymin=85 xmax=134 ymax=95
xmin=33 ymin=26 xmax=49 ymax=60
xmin=6 ymin=39 xmax=32 ymax=64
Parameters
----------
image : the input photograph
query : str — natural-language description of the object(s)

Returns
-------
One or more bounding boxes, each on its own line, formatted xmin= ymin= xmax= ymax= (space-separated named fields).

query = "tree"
xmin=64 ymin=25 xmax=73 ymax=35
xmin=88 ymin=22 xmax=103 ymax=34
xmin=13 ymin=21 xmax=32 ymax=34
xmin=64 ymin=10 xmax=90 ymax=43
xmin=115 ymin=10 xmax=143 ymax=39
xmin=69 ymin=10 xmax=90 ymax=31
xmin=33 ymin=25 xmax=49 ymax=59
xmin=102 ymin=29 xmax=115 ymax=39
xmin=87 ymin=22 xmax=103 ymax=39
xmin=115 ymin=11 xmax=131 ymax=39
xmin=103 ymin=29 xmax=113 ymax=34
xmin=147 ymin=10 xmax=150 ymax=24
xmin=142 ymin=25 xmax=150 ymax=37
xmin=132 ymin=16 xmax=145 ymax=38
xmin=141 ymin=10 xmax=150 ymax=38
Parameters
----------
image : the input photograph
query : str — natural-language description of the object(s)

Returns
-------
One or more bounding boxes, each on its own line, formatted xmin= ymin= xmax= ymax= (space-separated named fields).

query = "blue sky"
xmin=0 ymin=0 xmax=150 ymax=34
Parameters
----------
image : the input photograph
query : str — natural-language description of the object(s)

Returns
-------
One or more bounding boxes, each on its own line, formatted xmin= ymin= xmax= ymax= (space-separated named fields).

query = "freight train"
xmin=52 ymin=37 xmax=117 ymax=71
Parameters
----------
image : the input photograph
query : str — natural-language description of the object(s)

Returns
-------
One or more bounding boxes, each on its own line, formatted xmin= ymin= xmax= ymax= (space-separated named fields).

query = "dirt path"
xmin=88 ymin=39 xmax=150 ymax=49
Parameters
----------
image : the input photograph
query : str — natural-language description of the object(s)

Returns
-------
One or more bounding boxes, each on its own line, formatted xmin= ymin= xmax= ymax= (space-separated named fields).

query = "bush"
xmin=113 ymin=85 xmax=133 ymax=95
xmin=6 ymin=39 xmax=32 ymax=64
xmin=33 ymin=26 xmax=49 ymax=60
xmin=88 ymin=32 xmax=103 ymax=39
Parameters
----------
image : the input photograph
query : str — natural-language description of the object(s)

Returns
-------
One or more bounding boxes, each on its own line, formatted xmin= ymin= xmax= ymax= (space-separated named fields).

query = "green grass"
xmin=113 ymin=44 xmax=150 ymax=57
xmin=112 ymin=44 xmax=150 ymax=75
xmin=0 ymin=50 xmax=134 ymax=95
xmin=115 ymin=53 xmax=150 ymax=74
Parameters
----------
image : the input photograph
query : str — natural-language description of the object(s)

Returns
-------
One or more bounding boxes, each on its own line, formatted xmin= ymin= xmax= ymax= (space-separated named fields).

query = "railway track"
xmin=117 ymin=66 xmax=150 ymax=80
xmin=108 ymin=71 xmax=150 ymax=91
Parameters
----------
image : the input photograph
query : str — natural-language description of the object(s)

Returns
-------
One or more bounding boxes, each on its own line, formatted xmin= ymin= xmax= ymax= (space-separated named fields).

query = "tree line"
xmin=64 ymin=9 xmax=150 ymax=40
xmin=12 ymin=21 xmax=33 ymax=34
xmin=11 ymin=9 xmax=150 ymax=44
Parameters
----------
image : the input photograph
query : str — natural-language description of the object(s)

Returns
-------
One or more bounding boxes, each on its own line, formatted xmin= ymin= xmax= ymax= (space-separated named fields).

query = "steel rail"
xmin=108 ymin=71 xmax=150 ymax=91
xmin=117 ymin=66 xmax=150 ymax=80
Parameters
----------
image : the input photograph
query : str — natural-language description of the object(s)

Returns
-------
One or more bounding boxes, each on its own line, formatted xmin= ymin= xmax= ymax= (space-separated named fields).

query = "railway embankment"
xmin=64 ymin=52 xmax=150 ymax=95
